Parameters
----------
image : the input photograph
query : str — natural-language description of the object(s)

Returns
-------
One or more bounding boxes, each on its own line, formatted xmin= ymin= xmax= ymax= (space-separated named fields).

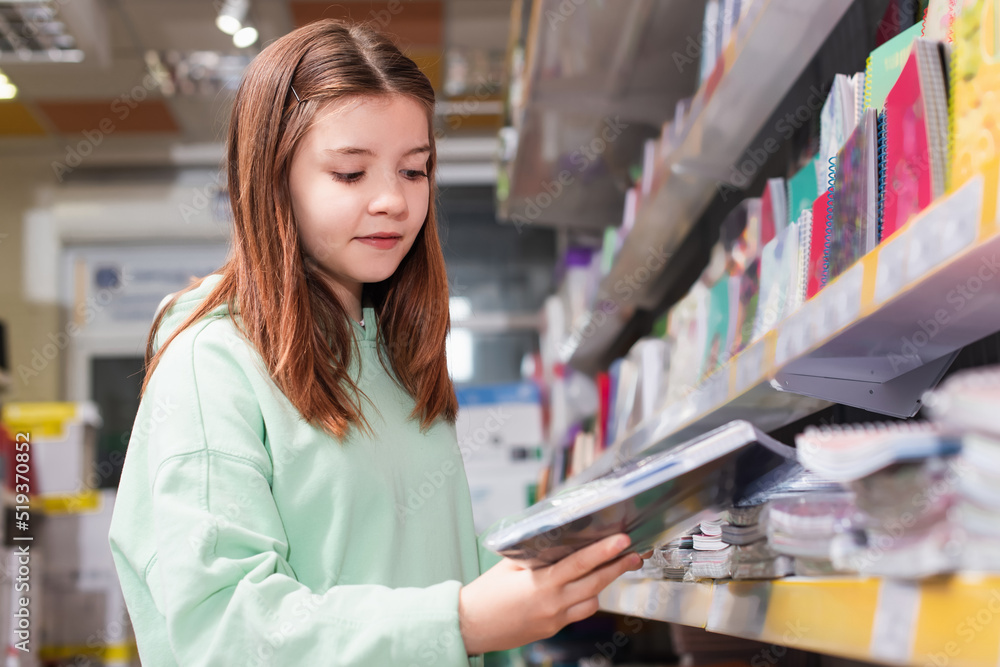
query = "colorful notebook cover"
xmin=702 ymin=277 xmax=731 ymax=378
xmin=950 ymin=0 xmax=1000 ymax=191
xmin=807 ymin=191 xmax=831 ymax=299
xmin=754 ymin=236 xmax=781 ymax=339
xmin=727 ymin=272 xmax=741 ymax=358
xmin=744 ymin=198 xmax=763 ymax=260
xmin=754 ymin=220 xmax=800 ymax=338
xmin=820 ymin=74 xmax=862 ymax=169
xmin=666 ymin=283 xmax=709 ymax=404
xmin=881 ymin=42 xmax=949 ymax=240
xmin=788 ymin=157 xmax=820 ymax=227
xmin=761 ymin=184 xmax=777 ymax=247
xmin=865 ymin=23 xmax=924 ymax=112
xmin=830 ymin=109 xmax=878 ymax=281
xmin=767 ymin=178 xmax=788 ymax=236
xmin=733 ymin=257 xmax=760 ymax=353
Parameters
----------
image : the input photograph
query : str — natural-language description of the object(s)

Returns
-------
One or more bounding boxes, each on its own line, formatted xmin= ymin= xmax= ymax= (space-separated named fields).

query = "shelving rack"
xmin=556 ymin=0 xmax=856 ymax=373
xmin=502 ymin=0 xmax=1000 ymax=663
xmin=497 ymin=0 xmax=707 ymax=232
xmin=565 ymin=171 xmax=1000 ymax=488
xmin=601 ymin=574 xmax=1000 ymax=667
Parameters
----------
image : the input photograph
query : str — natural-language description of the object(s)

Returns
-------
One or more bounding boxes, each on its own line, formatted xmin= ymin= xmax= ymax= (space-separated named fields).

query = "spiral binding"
xmin=863 ymin=54 xmax=873 ymax=111
xmin=876 ymin=111 xmax=888 ymax=242
xmin=823 ymin=156 xmax=836 ymax=285
xmin=947 ymin=0 xmax=956 ymax=44
xmin=921 ymin=6 xmax=928 ymax=37
xmin=947 ymin=7 xmax=959 ymax=191
xmin=799 ymin=421 xmax=941 ymax=443
xmin=797 ymin=209 xmax=812 ymax=310
xmin=802 ymin=421 xmax=939 ymax=439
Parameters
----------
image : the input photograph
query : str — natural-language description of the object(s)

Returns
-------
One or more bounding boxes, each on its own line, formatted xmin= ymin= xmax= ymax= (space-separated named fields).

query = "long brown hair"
xmin=142 ymin=19 xmax=457 ymax=437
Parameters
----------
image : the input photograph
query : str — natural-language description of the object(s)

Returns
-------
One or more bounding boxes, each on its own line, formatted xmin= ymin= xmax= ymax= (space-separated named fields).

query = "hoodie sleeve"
xmin=141 ymin=322 xmax=476 ymax=666
xmin=476 ymin=525 xmax=504 ymax=575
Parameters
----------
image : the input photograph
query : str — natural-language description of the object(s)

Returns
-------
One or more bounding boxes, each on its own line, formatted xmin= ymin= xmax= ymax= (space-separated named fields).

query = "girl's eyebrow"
xmin=322 ymin=145 xmax=432 ymax=157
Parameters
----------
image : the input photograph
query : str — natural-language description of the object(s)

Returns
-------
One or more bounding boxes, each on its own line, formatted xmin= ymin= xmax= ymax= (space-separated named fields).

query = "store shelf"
xmin=601 ymin=573 xmax=1000 ymax=667
xmin=563 ymin=0 xmax=855 ymax=372
xmin=496 ymin=0 xmax=706 ymax=231
xmin=561 ymin=168 xmax=1000 ymax=488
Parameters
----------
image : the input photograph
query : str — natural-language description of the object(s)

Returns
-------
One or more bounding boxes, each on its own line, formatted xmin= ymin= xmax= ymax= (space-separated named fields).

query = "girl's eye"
xmin=402 ymin=169 xmax=428 ymax=180
xmin=332 ymin=171 xmax=364 ymax=183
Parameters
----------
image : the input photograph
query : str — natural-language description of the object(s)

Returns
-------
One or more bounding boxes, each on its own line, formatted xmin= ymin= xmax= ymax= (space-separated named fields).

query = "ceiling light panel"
xmin=0 ymin=1 xmax=83 ymax=63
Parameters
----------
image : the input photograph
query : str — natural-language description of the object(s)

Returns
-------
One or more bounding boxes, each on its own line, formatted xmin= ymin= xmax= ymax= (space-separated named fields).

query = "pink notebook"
xmin=880 ymin=41 xmax=948 ymax=240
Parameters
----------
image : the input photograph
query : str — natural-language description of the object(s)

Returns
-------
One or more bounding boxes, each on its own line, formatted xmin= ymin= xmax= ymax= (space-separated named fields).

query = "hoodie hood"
xmin=152 ymin=273 xmax=230 ymax=353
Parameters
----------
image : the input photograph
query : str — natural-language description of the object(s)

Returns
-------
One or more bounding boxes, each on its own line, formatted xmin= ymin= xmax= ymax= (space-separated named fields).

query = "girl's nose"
xmin=368 ymin=172 xmax=408 ymax=218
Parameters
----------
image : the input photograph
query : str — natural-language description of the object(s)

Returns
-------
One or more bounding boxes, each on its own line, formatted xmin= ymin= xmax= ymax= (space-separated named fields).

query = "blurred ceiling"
xmin=0 ymin=0 xmax=510 ymax=166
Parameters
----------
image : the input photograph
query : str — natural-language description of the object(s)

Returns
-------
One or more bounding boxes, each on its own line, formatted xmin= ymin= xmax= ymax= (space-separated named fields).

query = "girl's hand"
xmin=458 ymin=533 xmax=646 ymax=655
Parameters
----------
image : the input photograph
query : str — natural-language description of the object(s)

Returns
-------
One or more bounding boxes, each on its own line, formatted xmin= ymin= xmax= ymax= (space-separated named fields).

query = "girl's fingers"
xmin=549 ymin=533 xmax=631 ymax=584
xmin=563 ymin=551 xmax=640 ymax=602
xmin=563 ymin=595 xmax=601 ymax=625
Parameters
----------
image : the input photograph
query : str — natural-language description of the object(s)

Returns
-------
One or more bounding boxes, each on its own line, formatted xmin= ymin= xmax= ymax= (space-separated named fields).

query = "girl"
xmin=109 ymin=20 xmax=645 ymax=666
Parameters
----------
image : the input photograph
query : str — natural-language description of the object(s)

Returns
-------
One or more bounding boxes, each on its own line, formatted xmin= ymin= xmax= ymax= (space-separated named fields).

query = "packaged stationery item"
xmin=731 ymin=557 xmax=794 ymax=579
xmin=482 ymin=420 xmax=798 ymax=568
xmin=722 ymin=522 xmax=766 ymax=545
xmin=831 ymin=517 xmax=962 ymax=578
xmin=766 ymin=492 xmax=865 ymax=560
xmin=692 ymin=518 xmax=728 ymax=551
xmin=687 ymin=547 xmax=733 ymax=579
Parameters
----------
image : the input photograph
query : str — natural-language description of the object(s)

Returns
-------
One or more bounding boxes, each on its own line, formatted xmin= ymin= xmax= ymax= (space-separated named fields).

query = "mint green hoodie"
xmin=109 ymin=274 xmax=503 ymax=666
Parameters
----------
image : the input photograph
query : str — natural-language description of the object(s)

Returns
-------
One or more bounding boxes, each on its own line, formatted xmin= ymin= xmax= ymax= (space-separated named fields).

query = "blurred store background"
xmin=3 ymin=0 xmax=1000 ymax=666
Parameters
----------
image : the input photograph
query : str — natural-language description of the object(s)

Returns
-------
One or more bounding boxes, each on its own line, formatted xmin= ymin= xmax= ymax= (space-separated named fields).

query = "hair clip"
xmin=291 ymin=85 xmax=301 ymax=103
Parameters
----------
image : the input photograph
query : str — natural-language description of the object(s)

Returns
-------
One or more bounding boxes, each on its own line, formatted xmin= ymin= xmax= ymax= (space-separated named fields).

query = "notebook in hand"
xmin=481 ymin=420 xmax=798 ymax=568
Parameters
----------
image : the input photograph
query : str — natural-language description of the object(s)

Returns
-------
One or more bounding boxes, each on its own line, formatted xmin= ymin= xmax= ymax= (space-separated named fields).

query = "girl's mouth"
xmin=356 ymin=233 xmax=402 ymax=250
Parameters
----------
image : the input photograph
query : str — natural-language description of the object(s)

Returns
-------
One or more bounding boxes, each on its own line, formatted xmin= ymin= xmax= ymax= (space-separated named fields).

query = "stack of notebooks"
xmin=646 ymin=466 xmax=843 ymax=581
xmin=766 ymin=492 xmax=866 ymax=575
xmin=792 ymin=365 xmax=1000 ymax=578
xmin=926 ymin=365 xmax=1000 ymax=571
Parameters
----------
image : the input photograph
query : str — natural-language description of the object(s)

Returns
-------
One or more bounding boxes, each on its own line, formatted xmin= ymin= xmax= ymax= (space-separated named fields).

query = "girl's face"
xmin=289 ymin=94 xmax=431 ymax=302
